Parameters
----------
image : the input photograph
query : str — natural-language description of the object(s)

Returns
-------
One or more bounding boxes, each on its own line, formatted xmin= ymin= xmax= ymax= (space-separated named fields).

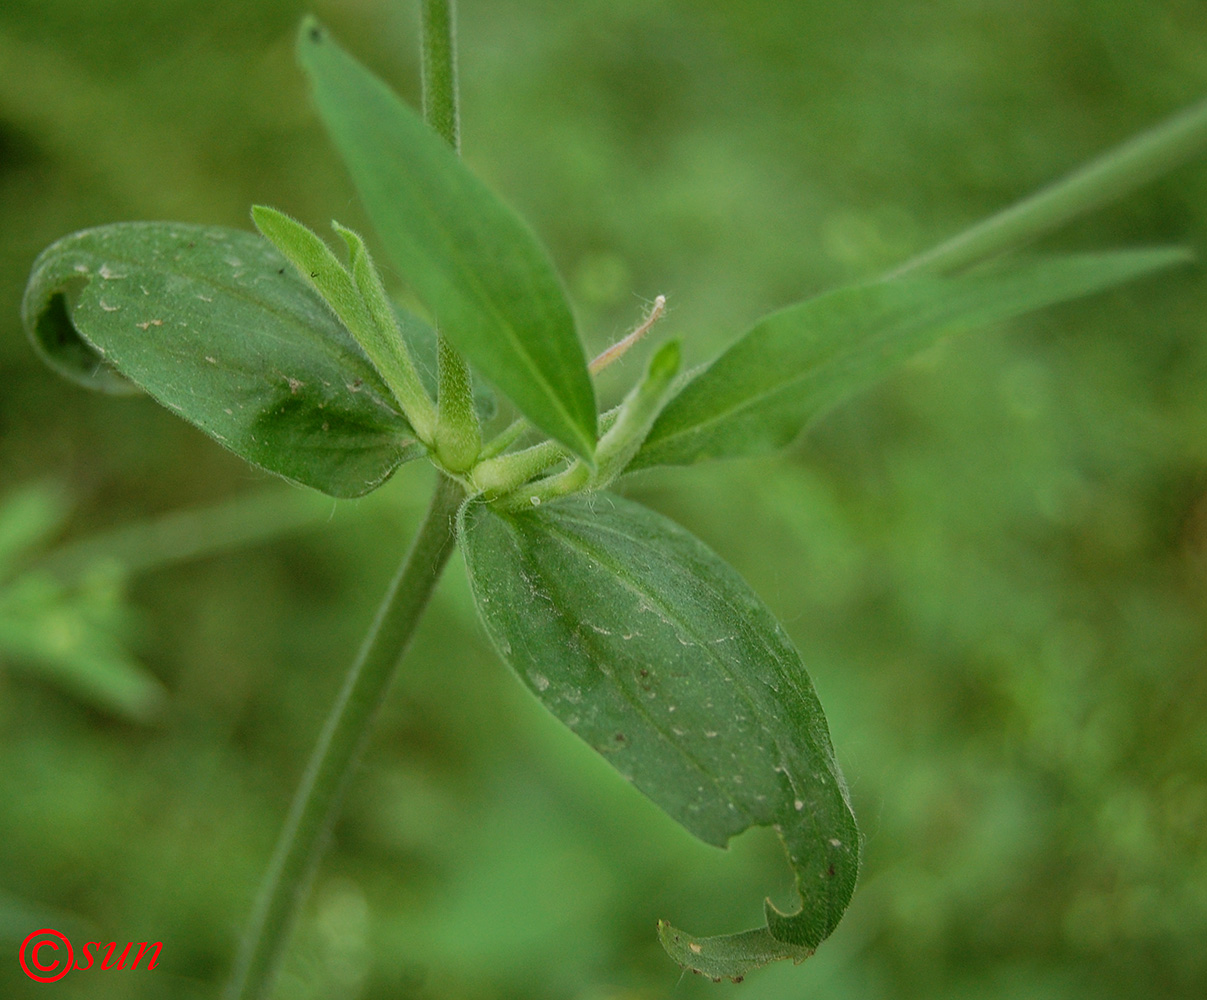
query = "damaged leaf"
xmin=460 ymin=493 xmax=859 ymax=979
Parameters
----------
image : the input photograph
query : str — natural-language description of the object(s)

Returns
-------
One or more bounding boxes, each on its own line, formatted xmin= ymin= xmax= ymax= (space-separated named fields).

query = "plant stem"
xmin=224 ymin=474 xmax=465 ymax=1000
xmin=420 ymin=0 xmax=458 ymax=151
xmin=889 ymin=93 xmax=1207 ymax=278
xmin=227 ymin=15 xmax=472 ymax=990
xmin=421 ymin=0 xmax=480 ymax=474
xmin=471 ymin=437 xmax=568 ymax=495
xmin=435 ymin=329 xmax=483 ymax=471
xmin=477 ymin=416 xmax=531 ymax=460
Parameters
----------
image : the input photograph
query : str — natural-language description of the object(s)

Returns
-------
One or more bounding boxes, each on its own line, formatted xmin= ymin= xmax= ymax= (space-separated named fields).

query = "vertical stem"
xmin=421 ymin=0 xmax=479 ymax=471
xmin=888 ymin=93 xmax=1207 ymax=278
xmin=435 ymin=331 xmax=482 ymax=470
xmin=420 ymin=0 xmax=459 ymax=150
xmin=225 ymin=475 xmax=465 ymax=1000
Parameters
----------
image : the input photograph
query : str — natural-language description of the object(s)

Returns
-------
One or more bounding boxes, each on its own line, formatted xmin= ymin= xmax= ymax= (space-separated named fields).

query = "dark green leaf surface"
xmin=296 ymin=18 xmax=597 ymax=462
xmin=633 ymin=250 xmax=1191 ymax=470
xmin=460 ymin=494 xmax=859 ymax=978
xmin=22 ymin=222 xmax=421 ymax=498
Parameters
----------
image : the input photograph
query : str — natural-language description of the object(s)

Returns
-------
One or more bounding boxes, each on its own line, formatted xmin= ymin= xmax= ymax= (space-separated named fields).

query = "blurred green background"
xmin=2 ymin=1 xmax=1207 ymax=997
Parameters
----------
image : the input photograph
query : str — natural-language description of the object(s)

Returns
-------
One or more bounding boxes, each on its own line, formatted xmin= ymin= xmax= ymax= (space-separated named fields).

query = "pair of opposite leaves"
xmin=20 ymin=16 xmax=1189 ymax=980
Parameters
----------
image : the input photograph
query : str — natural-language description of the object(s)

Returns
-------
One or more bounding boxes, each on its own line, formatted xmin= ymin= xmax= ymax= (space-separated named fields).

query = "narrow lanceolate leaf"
xmin=251 ymin=205 xmax=371 ymax=341
xmin=632 ymin=249 xmax=1192 ymax=470
xmin=22 ymin=222 xmax=422 ymax=498
xmin=460 ymin=494 xmax=859 ymax=979
xmin=296 ymin=17 xmax=597 ymax=462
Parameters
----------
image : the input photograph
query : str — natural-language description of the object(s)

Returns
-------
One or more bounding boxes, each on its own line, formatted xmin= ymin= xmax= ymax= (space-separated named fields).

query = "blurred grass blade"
xmin=0 ymin=572 xmax=165 ymax=723
xmin=632 ymin=249 xmax=1191 ymax=470
xmin=460 ymin=494 xmax=859 ymax=979
xmin=296 ymin=18 xmax=597 ymax=462
xmin=22 ymin=222 xmax=423 ymax=498
xmin=32 ymin=488 xmax=331 ymax=585
xmin=0 ymin=482 xmax=70 ymax=578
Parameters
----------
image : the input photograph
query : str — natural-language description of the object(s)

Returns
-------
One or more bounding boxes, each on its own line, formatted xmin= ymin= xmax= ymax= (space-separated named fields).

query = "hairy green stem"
xmin=435 ymin=328 xmax=482 ymax=471
xmin=224 ymin=474 xmax=465 ymax=1000
xmin=890 ymin=93 xmax=1207 ymax=278
xmin=420 ymin=0 xmax=458 ymax=151
xmin=472 ymin=438 xmax=568 ymax=495
xmin=421 ymin=0 xmax=479 ymax=472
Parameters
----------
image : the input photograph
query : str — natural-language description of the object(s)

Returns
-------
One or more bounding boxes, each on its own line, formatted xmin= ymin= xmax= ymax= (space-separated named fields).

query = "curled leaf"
xmin=23 ymin=222 xmax=423 ymax=498
xmin=460 ymin=493 xmax=859 ymax=979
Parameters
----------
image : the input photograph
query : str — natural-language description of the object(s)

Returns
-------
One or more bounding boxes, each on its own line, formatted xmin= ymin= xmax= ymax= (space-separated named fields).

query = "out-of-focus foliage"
xmin=1 ymin=1 xmax=1205 ymax=999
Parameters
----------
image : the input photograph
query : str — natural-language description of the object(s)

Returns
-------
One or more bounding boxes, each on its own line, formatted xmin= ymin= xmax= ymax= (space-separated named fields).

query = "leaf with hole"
xmin=460 ymin=493 xmax=859 ymax=980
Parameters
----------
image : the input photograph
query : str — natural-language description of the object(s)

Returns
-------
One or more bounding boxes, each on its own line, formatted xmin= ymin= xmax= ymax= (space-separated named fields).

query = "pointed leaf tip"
xmin=295 ymin=17 xmax=597 ymax=460
xmin=634 ymin=248 xmax=1193 ymax=471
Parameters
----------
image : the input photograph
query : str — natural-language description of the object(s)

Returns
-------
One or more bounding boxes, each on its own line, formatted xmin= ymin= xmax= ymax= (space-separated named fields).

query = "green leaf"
xmin=250 ymin=206 xmax=371 ymax=346
xmin=22 ymin=222 xmax=424 ymax=498
xmin=0 ymin=570 xmax=166 ymax=723
xmin=251 ymin=206 xmax=440 ymax=441
xmin=633 ymin=249 xmax=1192 ymax=470
xmin=336 ymin=221 xmax=439 ymax=440
xmin=296 ymin=17 xmax=597 ymax=462
xmin=459 ymin=494 xmax=859 ymax=979
xmin=0 ymin=481 xmax=70 ymax=579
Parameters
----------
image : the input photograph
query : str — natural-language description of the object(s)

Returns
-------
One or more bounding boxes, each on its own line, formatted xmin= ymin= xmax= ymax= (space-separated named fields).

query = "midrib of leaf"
xmin=325 ymin=65 xmax=591 ymax=454
xmin=481 ymin=506 xmax=763 ymax=830
xmin=532 ymin=507 xmax=829 ymax=826
xmin=543 ymin=504 xmax=839 ymax=775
